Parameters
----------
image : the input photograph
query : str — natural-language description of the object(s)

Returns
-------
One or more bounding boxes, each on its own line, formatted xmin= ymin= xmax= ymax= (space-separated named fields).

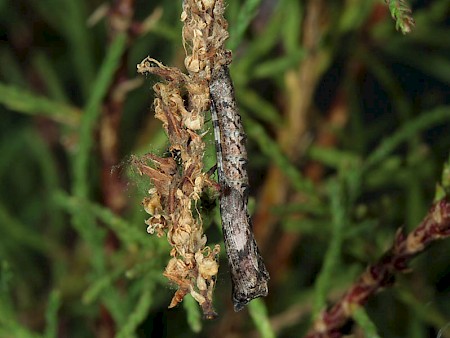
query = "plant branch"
xmin=305 ymin=196 xmax=450 ymax=338
xmin=384 ymin=0 xmax=415 ymax=34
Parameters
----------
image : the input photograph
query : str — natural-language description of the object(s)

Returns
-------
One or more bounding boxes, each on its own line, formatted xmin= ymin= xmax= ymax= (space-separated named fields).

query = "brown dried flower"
xmin=133 ymin=0 xmax=230 ymax=318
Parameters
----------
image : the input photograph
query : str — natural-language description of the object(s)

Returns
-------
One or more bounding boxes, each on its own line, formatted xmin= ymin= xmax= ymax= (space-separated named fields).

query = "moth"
xmin=209 ymin=65 xmax=269 ymax=311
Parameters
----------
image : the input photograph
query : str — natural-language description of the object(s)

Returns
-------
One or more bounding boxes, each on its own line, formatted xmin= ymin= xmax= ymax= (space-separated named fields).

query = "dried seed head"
xmin=183 ymin=112 xmax=204 ymax=130
xmin=142 ymin=191 xmax=162 ymax=215
xmin=199 ymin=0 xmax=215 ymax=11
xmin=145 ymin=215 xmax=167 ymax=237
xmin=185 ymin=55 xmax=201 ymax=73
xmin=197 ymin=254 xmax=219 ymax=278
xmin=190 ymin=288 xmax=206 ymax=305
xmin=197 ymin=275 xmax=207 ymax=291
xmin=135 ymin=0 xmax=224 ymax=317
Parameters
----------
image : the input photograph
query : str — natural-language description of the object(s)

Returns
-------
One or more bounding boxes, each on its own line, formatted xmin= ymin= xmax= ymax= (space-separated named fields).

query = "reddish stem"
xmin=305 ymin=198 xmax=450 ymax=338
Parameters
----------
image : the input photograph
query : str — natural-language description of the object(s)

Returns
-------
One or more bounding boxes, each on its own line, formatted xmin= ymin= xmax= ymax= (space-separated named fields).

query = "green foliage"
xmin=73 ymin=33 xmax=127 ymax=213
xmin=248 ymin=298 xmax=275 ymax=338
xmin=244 ymin=117 xmax=315 ymax=194
xmin=364 ymin=106 xmax=450 ymax=170
xmin=116 ymin=276 xmax=155 ymax=338
xmin=44 ymin=291 xmax=61 ymax=338
xmin=228 ymin=0 xmax=263 ymax=50
xmin=183 ymin=294 xmax=202 ymax=333
xmin=0 ymin=83 xmax=79 ymax=125
xmin=312 ymin=179 xmax=346 ymax=318
xmin=0 ymin=0 xmax=449 ymax=337
xmin=385 ymin=0 xmax=415 ymax=34
xmin=353 ymin=307 xmax=382 ymax=338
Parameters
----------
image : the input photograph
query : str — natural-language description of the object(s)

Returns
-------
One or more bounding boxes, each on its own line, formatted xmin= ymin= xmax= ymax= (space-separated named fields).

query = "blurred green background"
xmin=0 ymin=0 xmax=449 ymax=337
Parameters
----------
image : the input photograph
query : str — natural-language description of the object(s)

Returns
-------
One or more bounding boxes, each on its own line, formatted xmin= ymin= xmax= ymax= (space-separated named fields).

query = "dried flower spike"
xmin=135 ymin=54 xmax=220 ymax=317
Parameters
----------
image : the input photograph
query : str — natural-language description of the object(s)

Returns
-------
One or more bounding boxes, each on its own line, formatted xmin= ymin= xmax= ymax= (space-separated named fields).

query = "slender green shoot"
xmin=0 ymin=83 xmax=80 ymax=126
xmin=364 ymin=106 xmax=450 ymax=170
xmin=183 ymin=294 xmax=202 ymax=333
xmin=44 ymin=291 xmax=61 ymax=338
xmin=115 ymin=277 xmax=154 ymax=338
xmin=352 ymin=307 xmax=382 ymax=338
xmin=248 ymin=298 xmax=275 ymax=338
xmin=312 ymin=179 xmax=346 ymax=317
xmin=385 ymin=0 xmax=415 ymax=34
xmin=228 ymin=0 xmax=263 ymax=50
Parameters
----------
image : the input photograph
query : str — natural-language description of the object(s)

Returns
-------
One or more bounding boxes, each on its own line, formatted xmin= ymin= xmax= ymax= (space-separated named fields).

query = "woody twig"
xmin=306 ymin=196 xmax=450 ymax=338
